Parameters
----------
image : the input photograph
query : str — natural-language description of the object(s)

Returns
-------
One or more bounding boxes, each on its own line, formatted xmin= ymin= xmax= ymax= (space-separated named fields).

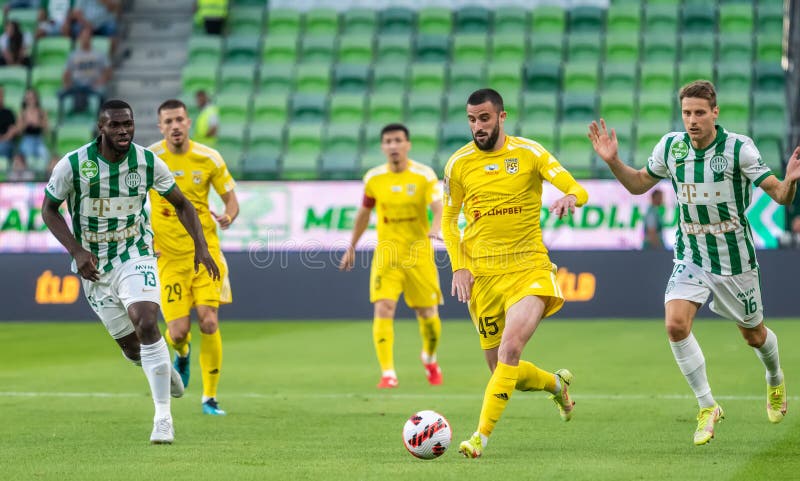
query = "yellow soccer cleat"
xmin=549 ymin=368 xmax=575 ymax=422
xmin=458 ymin=433 xmax=483 ymax=459
xmin=767 ymin=380 xmax=788 ymax=424
xmin=693 ymin=404 xmax=724 ymax=446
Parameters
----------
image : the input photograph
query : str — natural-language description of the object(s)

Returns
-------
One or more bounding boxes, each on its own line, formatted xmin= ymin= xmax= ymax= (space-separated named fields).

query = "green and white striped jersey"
xmin=646 ymin=126 xmax=773 ymax=275
xmin=45 ymin=138 xmax=176 ymax=273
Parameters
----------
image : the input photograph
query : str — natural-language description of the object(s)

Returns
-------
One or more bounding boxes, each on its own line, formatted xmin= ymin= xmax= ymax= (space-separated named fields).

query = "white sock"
xmin=754 ymin=327 xmax=783 ymax=386
xmin=140 ymin=337 xmax=172 ymax=419
xmin=421 ymin=351 xmax=436 ymax=364
xmin=670 ymin=333 xmax=716 ymax=408
xmin=382 ymin=369 xmax=397 ymax=378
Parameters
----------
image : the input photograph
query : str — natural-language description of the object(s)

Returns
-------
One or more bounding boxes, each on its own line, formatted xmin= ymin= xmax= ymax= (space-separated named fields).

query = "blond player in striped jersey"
xmin=589 ymin=80 xmax=800 ymax=445
xmin=148 ymin=99 xmax=238 ymax=416
xmin=443 ymin=89 xmax=589 ymax=458
xmin=42 ymin=100 xmax=220 ymax=444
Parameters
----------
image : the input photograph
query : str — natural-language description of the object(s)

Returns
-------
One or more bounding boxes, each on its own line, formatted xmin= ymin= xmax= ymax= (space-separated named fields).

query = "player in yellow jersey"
xmin=442 ymin=89 xmax=589 ymax=458
xmin=339 ymin=123 xmax=445 ymax=389
xmin=148 ymin=99 xmax=239 ymax=416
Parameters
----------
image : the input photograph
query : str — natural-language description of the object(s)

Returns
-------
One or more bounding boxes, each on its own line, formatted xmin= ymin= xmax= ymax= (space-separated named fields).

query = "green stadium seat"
xmin=756 ymin=33 xmax=782 ymax=63
xmin=55 ymin=123 xmax=93 ymax=157
xmin=242 ymin=147 xmax=280 ymax=180
xmin=251 ymin=94 xmax=288 ymax=124
xmin=376 ymin=34 xmax=412 ymax=64
xmin=756 ymin=4 xmax=783 ymax=34
xmin=333 ymin=64 xmax=369 ymax=93
xmin=6 ymin=8 xmax=37 ymax=32
xmin=602 ymin=62 xmax=638 ymax=92
xmin=678 ymin=61 xmax=714 ymax=87
xmin=636 ymin=121 xmax=672 ymax=165
xmin=444 ymin=92 xmax=467 ymax=123
xmin=611 ymin=123 xmax=634 ymax=163
xmin=337 ymin=34 xmax=373 ymax=64
xmin=415 ymin=34 xmax=450 ymax=63
xmin=518 ymin=120 xmax=556 ymax=152
xmin=41 ymin=94 xmax=59 ymax=124
xmin=262 ymin=34 xmax=298 ymax=64
xmin=215 ymin=122 xmax=247 ymax=170
xmin=342 ymin=8 xmax=376 ymax=35
xmin=531 ymin=5 xmax=566 ymax=34
xmin=449 ymin=62 xmax=485 ymax=96
xmin=405 ymin=122 xmax=440 ymax=159
xmin=320 ymin=124 xmax=362 ymax=179
xmin=561 ymin=93 xmax=597 ymax=122
xmin=455 ymin=5 xmax=490 ymax=33
xmin=248 ymin=122 xmax=284 ymax=153
xmin=716 ymin=92 xmax=749 ymax=126
xmin=290 ymin=93 xmax=327 ymax=122
xmin=718 ymin=33 xmax=752 ymax=63
xmin=405 ymin=93 xmax=442 ymax=123
xmin=752 ymin=119 xmax=786 ymax=170
xmin=486 ymin=61 xmax=523 ymax=97
xmin=227 ymin=6 xmax=265 ymax=35
xmin=440 ymin=122 xmax=472 ymax=153
xmin=569 ymin=6 xmax=604 ymax=32
xmin=31 ymin=65 xmax=63 ymax=98
xmin=368 ymin=93 xmax=404 ymax=124
xmin=605 ymin=32 xmax=639 ymax=63
xmin=563 ymin=62 xmax=599 ymax=93
xmin=600 ymin=91 xmax=636 ymax=124
xmin=639 ymin=62 xmax=675 ymax=92
xmin=524 ymin=62 xmax=561 ymax=92
xmin=283 ymin=123 xmax=322 ymax=179
xmin=637 ymin=92 xmax=673 ymax=122
xmin=266 ymin=8 xmax=301 ymax=36
xmin=567 ymin=33 xmax=601 ymax=62
xmin=300 ymin=35 xmax=335 ymax=64
xmin=754 ymin=62 xmax=784 ymax=91
xmin=606 ymin=4 xmax=641 ymax=33
xmin=34 ymin=37 xmax=71 ymax=66
xmin=493 ymin=7 xmax=527 ymax=34
xmin=91 ymin=36 xmax=111 ymax=56
xmin=680 ymin=33 xmax=715 ymax=63
xmin=294 ymin=64 xmax=331 ymax=93
xmin=521 ymin=92 xmax=557 ymax=123
xmin=379 ymin=7 xmax=415 ymax=34
xmin=372 ymin=63 xmax=407 ymax=93
xmin=0 ymin=66 xmax=28 ymax=99
xmin=643 ymin=32 xmax=678 ymax=63
xmin=682 ymin=5 xmax=716 ymax=33
xmin=452 ymin=34 xmax=488 ymax=64
xmin=216 ymin=91 xmax=251 ymax=123
xmin=557 ymin=122 xmax=594 ymax=176
xmin=410 ymin=64 xmax=446 ymax=93
xmin=491 ymin=33 xmax=526 ymax=64
xmin=528 ymin=32 xmax=564 ymax=64
xmin=716 ymin=63 xmax=751 ymax=93
xmin=304 ymin=8 xmax=339 ymax=36
xmin=644 ymin=4 xmax=679 ymax=34
xmin=258 ymin=64 xmax=293 ymax=95
xmin=187 ymin=35 xmax=223 ymax=66
xmin=218 ymin=64 xmax=255 ymax=93
xmin=329 ymin=93 xmax=365 ymax=124
xmin=224 ymin=35 xmax=261 ymax=64
xmin=719 ymin=4 xmax=753 ymax=34
xmin=417 ymin=6 xmax=452 ymax=35
xmin=753 ymin=92 xmax=785 ymax=121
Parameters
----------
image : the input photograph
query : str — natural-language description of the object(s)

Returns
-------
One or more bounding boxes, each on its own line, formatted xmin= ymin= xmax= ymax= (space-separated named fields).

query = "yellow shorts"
xmin=158 ymin=252 xmax=231 ymax=323
xmin=370 ymin=253 xmax=443 ymax=308
xmin=468 ymin=265 xmax=565 ymax=350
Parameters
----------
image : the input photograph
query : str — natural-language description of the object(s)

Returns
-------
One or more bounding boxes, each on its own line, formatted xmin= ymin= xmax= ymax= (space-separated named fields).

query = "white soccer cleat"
xmin=170 ymin=366 xmax=184 ymax=398
xmin=150 ymin=416 xmax=174 ymax=444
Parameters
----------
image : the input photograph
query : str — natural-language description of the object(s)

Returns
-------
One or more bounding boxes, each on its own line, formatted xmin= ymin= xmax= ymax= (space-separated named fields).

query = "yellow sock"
xmin=199 ymin=330 xmax=222 ymax=399
xmin=165 ymin=329 xmax=191 ymax=357
xmin=417 ymin=314 xmax=441 ymax=363
xmin=478 ymin=362 xmax=519 ymax=438
xmin=516 ymin=360 xmax=557 ymax=392
xmin=373 ymin=317 xmax=394 ymax=373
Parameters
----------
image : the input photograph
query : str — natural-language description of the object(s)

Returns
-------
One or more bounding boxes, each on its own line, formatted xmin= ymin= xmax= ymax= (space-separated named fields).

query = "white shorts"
xmin=664 ymin=261 xmax=763 ymax=328
xmin=82 ymin=256 xmax=161 ymax=339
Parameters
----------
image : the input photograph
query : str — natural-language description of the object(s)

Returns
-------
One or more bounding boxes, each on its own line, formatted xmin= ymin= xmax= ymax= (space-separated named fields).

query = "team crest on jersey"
xmin=505 ymin=158 xmax=519 ymax=174
xmin=192 ymin=170 xmax=202 ymax=184
xmin=79 ymin=159 xmax=99 ymax=179
xmin=124 ymin=172 xmax=141 ymax=189
xmin=710 ymin=155 xmax=728 ymax=174
xmin=670 ymin=140 xmax=689 ymax=160
xmin=485 ymin=163 xmax=499 ymax=175
xmin=406 ymin=184 xmax=416 ymax=195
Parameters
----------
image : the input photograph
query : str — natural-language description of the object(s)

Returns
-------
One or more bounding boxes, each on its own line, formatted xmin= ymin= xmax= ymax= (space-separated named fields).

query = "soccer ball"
xmin=402 ymin=410 xmax=452 ymax=459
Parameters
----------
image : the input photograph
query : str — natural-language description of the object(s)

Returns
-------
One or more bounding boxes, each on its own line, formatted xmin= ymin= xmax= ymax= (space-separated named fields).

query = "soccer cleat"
xmin=150 ymin=416 xmax=174 ymax=444
xmin=424 ymin=362 xmax=443 ymax=386
xmin=458 ymin=432 xmax=483 ymax=459
xmin=377 ymin=375 xmax=398 ymax=389
xmin=549 ymin=368 xmax=575 ymax=421
xmin=169 ymin=366 xmax=184 ymax=398
xmin=767 ymin=379 xmax=787 ymax=424
xmin=202 ymin=398 xmax=227 ymax=416
xmin=693 ymin=404 xmax=724 ymax=446
xmin=173 ymin=345 xmax=190 ymax=388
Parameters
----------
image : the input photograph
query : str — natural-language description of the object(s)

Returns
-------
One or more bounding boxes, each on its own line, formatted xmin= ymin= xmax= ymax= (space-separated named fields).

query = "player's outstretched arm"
xmin=588 ymin=119 xmax=659 ymax=195
xmin=760 ymin=146 xmax=800 ymax=205
xmin=163 ymin=185 xmax=220 ymax=280
xmin=41 ymin=196 xmax=100 ymax=281
xmin=339 ymin=206 xmax=371 ymax=271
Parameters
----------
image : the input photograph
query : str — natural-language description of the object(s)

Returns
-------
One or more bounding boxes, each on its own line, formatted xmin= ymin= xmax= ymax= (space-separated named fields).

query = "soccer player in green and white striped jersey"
xmin=588 ymin=80 xmax=800 ymax=446
xmin=41 ymin=100 xmax=220 ymax=444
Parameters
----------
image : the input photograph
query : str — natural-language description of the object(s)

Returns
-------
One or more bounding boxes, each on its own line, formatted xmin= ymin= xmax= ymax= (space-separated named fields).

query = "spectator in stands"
xmin=3 ymin=0 xmax=38 ymax=17
xmin=193 ymin=90 xmax=219 ymax=147
xmin=36 ymin=0 xmax=74 ymax=39
xmin=778 ymin=216 xmax=800 ymax=249
xmin=0 ymin=20 xmax=33 ymax=67
xmin=15 ymin=88 xmax=50 ymax=173
xmin=0 ymin=87 xmax=17 ymax=161
xmin=60 ymin=26 xmax=111 ymax=113
xmin=8 ymin=152 xmax=35 ymax=181
xmin=67 ymin=0 xmax=119 ymax=37
xmin=195 ymin=0 xmax=228 ymax=35
xmin=642 ymin=189 xmax=665 ymax=250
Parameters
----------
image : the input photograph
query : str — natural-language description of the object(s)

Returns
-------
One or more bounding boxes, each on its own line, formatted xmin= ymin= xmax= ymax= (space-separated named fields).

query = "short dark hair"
xmin=380 ymin=123 xmax=409 ymax=141
xmin=467 ymin=88 xmax=504 ymax=113
xmin=679 ymin=80 xmax=717 ymax=108
xmin=99 ymin=99 xmax=133 ymax=118
xmin=158 ymin=99 xmax=187 ymax=114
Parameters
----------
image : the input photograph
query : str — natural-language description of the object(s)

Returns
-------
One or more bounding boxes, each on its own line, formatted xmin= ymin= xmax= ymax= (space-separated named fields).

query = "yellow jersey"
xmin=147 ymin=140 xmax=236 ymax=258
xmin=442 ymin=135 xmax=588 ymax=276
xmin=363 ymin=160 xmax=442 ymax=262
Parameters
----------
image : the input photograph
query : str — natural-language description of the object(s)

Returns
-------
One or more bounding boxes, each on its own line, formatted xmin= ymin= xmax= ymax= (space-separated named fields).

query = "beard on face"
xmin=473 ymin=121 xmax=500 ymax=151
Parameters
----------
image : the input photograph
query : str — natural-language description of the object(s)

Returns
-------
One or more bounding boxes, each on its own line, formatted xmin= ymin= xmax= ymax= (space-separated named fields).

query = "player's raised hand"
xmin=549 ymin=194 xmax=578 ymax=219
xmin=195 ymin=248 xmax=220 ymax=280
xmin=339 ymin=245 xmax=356 ymax=271
xmin=783 ymin=146 xmax=800 ymax=182
xmin=451 ymin=268 xmax=474 ymax=303
xmin=210 ymin=210 xmax=233 ymax=230
xmin=75 ymin=248 xmax=100 ymax=281
xmin=588 ymin=119 xmax=619 ymax=164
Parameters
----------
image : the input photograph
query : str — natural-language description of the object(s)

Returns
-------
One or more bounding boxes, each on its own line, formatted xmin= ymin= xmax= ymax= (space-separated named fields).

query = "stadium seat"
xmin=444 ymin=92 xmax=467 ymax=123
xmin=752 ymin=119 xmax=786 ymax=171
xmin=452 ymin=34 xmax=488 ymax=64
xmin=320 ymin=124 xmax=362 ymax=179
xmin=682 ymin=5 xmax=716 ymax=33
xmin=756 ymin=33 xmax=782 ymax=63
xmin=491 ymin=34 xmax=526 ymax=64
xmin=493 ymin=7 xmax=527 ymax=34
xmin=333 ymin=64 xmax=370 ymax=93
xmin=639 ymin=62 xmax=675 ymax=92
xmin=405 ymin=122 xmax=439 ymax=159
xmin=486 ymin=62 xmax=523 ymax=99
xmin=376 ymin=34 xmax=412 ymax=64
xmin=417 ymin=6 xmax=452 ymax=35
xmin=455 ymin=5 xmax=490 ymax=33
xmin=602 ymin=62 xmax=638 ymax=92
xmin=753 ymin=92 xmax=785 ymax=122
xmin=611 ymin=123 xmax=634 ymax=164
xmin=678 ymin=61 xmax=714 ymax=87
xmin=521 ymin=92 xmax=557 ymax=123
xmin=415 ymin=34 xmax=450 ymax=63
xmin=530 ymin=5 xmax=566 ymax=34
xmin=0 ymin=66 xmax=28 ymax=100
xmin=31 ymin=65 xmax=64 ymax=98
xmin=606 ymin=4 xmax=641 ymax=33
xmin=329 ymin=93 xmax=365 ymax=124
xmin=218 ymin=64 xmax=255 ymax=93
xmin=561 ymin=93 xmax=597 ymax=122
xmin=557 ymin=122 xmax=594 ymax=176
xmin=636 ymin=121 xmax=672 ymax=165
xmin=262 ymin=34 xmax=298 ymax=64
xmin=449 ymin=62 xmax=485 ymax=96
xmin=258 ymin=64 xmax=294 ymax=95
xmin=605 ymin=32 xmax=639 ymax=63
xmin=266 ymin=8 xmax=301 ymax=36
xmin=379 ymin=7 xmax=415 ymax=34
xmin=440 ymin=121 xmax=472 ymax=153
xmin=228 ymin=5 xmax=265 ymax=35
xmin=187 ymin=35 xmax=223 ymax=66
xmin=756 ymin=3 xmax=783 ymax=34
xmin=528 ymin=32 xmax=564 ymax=64
xmin=518 ymin=120 xmax=556 ymax=152
xmin=241 ymin=147 xmax=280 ymax=180
xmin=644 ymin=4 xmax=679 ymax=34
xmin=563 ymin=62 xmax=599 ymax=93
xmin=406 ymin=93 xmax=442 ymax=123
xmin=754 ymin=62 xmax=784 ymax=91
xmin=524 ymin=62 xmax=561 ymax=93
xmin=643 ymin=32 xmax=678 ymax=63
xmin=719 ymin=3 xmax=753 ymax=34
xmin=637 ymin=92 xmax=673 ymax=122
xmin=600 ymin=91 xmax=636 ymax=124
xmin=569 ymin=6 xmax=604 ymax=32
xmin=290 ymin=93 xmax=328 ymax=123
xmin=680 ymin=33 xmax=715 ymax=63
xmin=300 ymin=35 xmax=335 ymax=64
xmin=410 ymin=64 xmax=446 ymax=94
xmin=718 ymin=33 xmax=752 ymax=63
xmin=368 ymin=93 xmax=404 ymax=124
xmin=224 ymin=35 xmax=261 ymax=64
xmin=34 ymin=37 xmax=71 ymax=66
xmin=6 ymin=7 xmax=37 ymax=32
xmin=372 ymin=63 xmax=408 ymax=93
xmin=337 ymin=34 xmax=374 ymax=64
xmin=55 ymin=123 xmax=94 ymax=157
xmin=216 ymin=92 xmax=251 ymax=124
xmin=248 ymin=122 xmax=284 ymax=154
xmin=304 ymin=8 xmax=339 ymax=36
xmin=716 ymin=63 xmax=751 ymax=93
xmin=252 ymin=94 xmax=289 ymax=124
xmin=715 ymin=92 xmax=749 ymax=127
xmin=342 ymin=8 xmax=376 ymax=35
xmin=294 ymin=64 xmax=331 ymax=93
xmin=567 ymin=33 xmax=601 ymax=62
xmin=216 ymin=122 xmax=247 ymax=169
xmin=283 ymin=123 xmax=323 ymax=179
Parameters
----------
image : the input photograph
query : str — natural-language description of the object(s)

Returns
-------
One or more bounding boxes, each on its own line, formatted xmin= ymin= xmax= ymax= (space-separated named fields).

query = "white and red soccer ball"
xmin=402 ymin=410 xmax=452 ymax=459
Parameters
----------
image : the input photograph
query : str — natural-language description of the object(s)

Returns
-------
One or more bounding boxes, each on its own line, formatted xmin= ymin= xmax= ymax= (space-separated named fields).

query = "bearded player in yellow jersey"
xmin=148 ymin=99 xmax=239 ymax=416
xmin=339 ymin=123 xmax=445 ymax=389
xmin=442 ymin=89 xmax=589 ymax=458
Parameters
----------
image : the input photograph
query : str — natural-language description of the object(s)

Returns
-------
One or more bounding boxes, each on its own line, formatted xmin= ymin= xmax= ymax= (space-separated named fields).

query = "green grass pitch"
xmin=1 ymin=319 xmax=799 ymax=481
